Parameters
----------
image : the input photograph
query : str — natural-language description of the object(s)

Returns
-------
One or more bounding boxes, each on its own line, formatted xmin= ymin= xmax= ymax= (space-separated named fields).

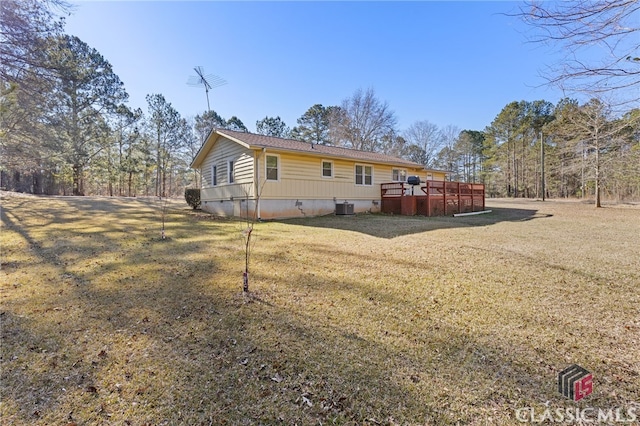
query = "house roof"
xmin=191 ymin=128 xmax=438 ymax=171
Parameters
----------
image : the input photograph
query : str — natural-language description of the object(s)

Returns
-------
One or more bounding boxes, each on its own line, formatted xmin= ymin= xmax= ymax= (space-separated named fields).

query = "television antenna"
xmin=187 ymin=66 xmax=226 ymax=112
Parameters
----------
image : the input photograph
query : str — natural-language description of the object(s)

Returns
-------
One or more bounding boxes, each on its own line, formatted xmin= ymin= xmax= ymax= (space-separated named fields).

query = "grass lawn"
xmin=1 ymin=193 xmax=639 ymax=425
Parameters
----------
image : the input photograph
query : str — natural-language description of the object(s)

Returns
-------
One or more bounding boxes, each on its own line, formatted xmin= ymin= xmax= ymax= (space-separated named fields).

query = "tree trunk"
xmin=506 ymin=136 xmax=512 ymax=196
xmin=72 ymin=164 xmax=84 ymax=196
xmin=161 ymin=159 xmax=167 ymax=198
xmin=118 ymin=138 xmax=124 ymax=196
xmin=595 ymin=136 xmax=601 ymax=208
xmin=155 ymin=134 xmax=161 ymax=197
xmin=512 ymin=140 xmax=516 ymax=197
xmin=581 ymin=144 xmax=586 ymax=199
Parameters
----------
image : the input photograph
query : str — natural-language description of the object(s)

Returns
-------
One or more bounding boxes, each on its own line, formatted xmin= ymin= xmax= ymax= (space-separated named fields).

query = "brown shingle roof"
xmin=216 ymin=129 xmax=423 ymax=168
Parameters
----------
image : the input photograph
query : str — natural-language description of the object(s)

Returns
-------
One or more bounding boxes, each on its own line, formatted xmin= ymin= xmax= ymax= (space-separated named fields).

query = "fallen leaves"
xmin=300 ymin=393 xmax=313 ymax=407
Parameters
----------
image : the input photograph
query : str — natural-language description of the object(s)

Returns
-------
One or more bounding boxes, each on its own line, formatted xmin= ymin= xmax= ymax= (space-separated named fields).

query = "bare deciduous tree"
xmin=331 ymin=87 xmax=397 ymax=152
xmin=518 ymin=0 xmax=639 ymax=104
xmin=403 ymin=120 xmax=443 ymax=168
xmin=437 ymin=124 xmax=461 ymax=180
xmin=239 ymin=175 xmax=267 ymax=295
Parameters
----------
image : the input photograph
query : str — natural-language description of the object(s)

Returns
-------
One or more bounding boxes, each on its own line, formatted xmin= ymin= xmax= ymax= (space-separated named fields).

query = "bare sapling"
xmin=240 ymin=179 xmax=265 ymax=295
xmin=159 ymin=196 xmax=168 ymax=239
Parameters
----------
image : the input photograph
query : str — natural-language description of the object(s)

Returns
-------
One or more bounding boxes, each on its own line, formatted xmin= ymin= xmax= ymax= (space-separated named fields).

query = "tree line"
xmin=251 ymin=95 xmax=640 ymax=204
xmin=2 ymin=0 xmax=638 ymax=202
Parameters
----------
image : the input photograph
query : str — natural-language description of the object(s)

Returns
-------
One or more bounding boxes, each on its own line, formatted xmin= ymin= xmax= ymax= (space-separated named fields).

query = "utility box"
xmin=335 ymin=202 xmax=354 ymax=215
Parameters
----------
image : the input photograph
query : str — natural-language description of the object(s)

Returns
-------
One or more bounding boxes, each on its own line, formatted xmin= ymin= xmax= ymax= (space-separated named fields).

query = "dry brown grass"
xmin=1 ymin=193 xmax=639 ymax=425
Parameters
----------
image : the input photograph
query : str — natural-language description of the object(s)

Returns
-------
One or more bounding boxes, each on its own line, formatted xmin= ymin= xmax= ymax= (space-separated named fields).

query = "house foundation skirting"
xmin=200 ymin=198 xmax=381 ymax=219
xmin=200 ymin=198 xmax=257 ymax=218
xmin=258 ymin=199 xmax=381 ymax=219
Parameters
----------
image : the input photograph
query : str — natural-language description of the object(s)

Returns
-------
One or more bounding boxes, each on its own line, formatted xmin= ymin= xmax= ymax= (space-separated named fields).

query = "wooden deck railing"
xmin=381 ymin=181 xmax=485 ymax=216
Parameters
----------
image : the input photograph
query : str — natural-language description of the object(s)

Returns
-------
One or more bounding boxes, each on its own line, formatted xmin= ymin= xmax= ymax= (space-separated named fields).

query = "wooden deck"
xmin=381 ymin=181 xmax=485 ymax=216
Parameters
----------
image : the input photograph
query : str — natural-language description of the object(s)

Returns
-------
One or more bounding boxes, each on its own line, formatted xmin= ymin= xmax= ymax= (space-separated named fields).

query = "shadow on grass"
xmin=2 ymin=195 xmax=619 ymax=425
xmin=280 ymin=206 xmax=553 ymax=239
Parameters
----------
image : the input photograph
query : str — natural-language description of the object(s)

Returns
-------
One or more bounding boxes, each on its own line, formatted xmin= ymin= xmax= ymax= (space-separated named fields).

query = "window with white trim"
xmin=211 ymin=164 xmax=218 ymax=186
xmin=355 ymin=164 xmax=373 ymax=186
xmin=392 ymin=169 xmax=407 ymax=182
xmin=266 ymin=154 xmax=279 ymax=181
xmin=322 ymin=160 xmax=333 ymax=178
xmin=228 ymin=160 xmax=234 ymax=183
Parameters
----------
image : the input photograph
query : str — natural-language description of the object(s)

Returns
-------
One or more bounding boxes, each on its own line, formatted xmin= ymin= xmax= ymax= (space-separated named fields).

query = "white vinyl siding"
xmin=201 ymin=137 xmax=252 ymax=186
xmin=234 ymin=153 xmax=254 ymax=182
xmin=200 ymin=137 xmax=255 ymax=201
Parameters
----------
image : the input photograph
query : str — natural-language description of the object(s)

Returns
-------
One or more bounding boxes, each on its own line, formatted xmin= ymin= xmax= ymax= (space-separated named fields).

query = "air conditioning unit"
xmin=335 ymin=202 xmax=354 ymax=215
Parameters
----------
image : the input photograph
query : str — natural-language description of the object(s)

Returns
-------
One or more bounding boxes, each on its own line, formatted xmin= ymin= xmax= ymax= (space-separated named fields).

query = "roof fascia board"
xmin=249 ymin=146 xmax=423 ymax=169
xmin=215 ymin=130 xmax=251 ymax=149
xmin=191 ymin=129 xmax=252 ymax=168
xmin=190 ymin=132 xmax=219 ymax=169
xmin=206 ymin=130 xmax=445 ymax=173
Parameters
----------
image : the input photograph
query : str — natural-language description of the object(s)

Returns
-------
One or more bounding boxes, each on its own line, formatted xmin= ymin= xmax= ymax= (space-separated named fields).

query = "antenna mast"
xmin=187 ymin=66 xmax=226 ymax=112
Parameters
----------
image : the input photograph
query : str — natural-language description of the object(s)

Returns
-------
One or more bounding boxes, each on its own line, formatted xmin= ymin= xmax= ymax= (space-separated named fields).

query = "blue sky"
xmin=64 ymin=1 xmax=566 ymax=133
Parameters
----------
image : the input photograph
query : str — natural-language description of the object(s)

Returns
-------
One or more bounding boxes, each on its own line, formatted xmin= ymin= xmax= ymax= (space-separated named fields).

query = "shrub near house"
xmin=185 ymin=188 xmax=201 ymax=210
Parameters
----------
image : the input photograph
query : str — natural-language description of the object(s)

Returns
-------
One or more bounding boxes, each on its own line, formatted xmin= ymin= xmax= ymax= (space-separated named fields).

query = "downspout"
xmin=256 ymin=148 xmax=266 ymax=220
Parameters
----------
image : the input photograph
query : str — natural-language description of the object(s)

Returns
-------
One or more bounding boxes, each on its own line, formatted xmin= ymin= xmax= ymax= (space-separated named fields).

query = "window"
xmin=392 ymin=169 xmax=406 ymax=182
xmin=355 ymin=164 xmax=373 ymax=186
xmin=211 ymin=164 xmax=218 ymax=186
xmin=266 ymin=154 xmax=279 ymax=181
xmin=228 ymin=160 xmax=234 ymax=183
xmin=322 ymin=160 xmax=333 ymax=178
